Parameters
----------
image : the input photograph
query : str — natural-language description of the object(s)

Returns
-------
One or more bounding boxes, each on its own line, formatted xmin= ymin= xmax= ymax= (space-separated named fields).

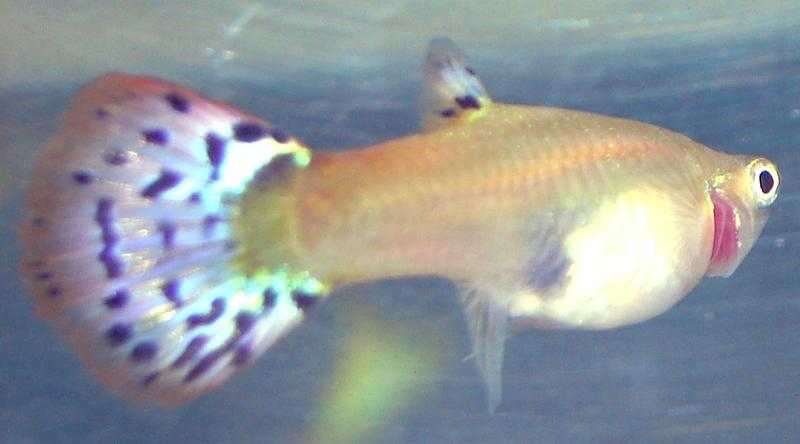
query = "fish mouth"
xmin=707 ymin=191 xmax=741 ymax=276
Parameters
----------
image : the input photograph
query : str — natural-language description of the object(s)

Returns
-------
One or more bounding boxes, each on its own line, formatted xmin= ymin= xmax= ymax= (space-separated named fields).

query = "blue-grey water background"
xmin=2 ymin=2 xmax=800 ymax=443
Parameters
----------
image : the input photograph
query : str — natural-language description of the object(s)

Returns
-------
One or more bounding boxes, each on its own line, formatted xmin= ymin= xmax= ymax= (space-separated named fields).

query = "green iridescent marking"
xmin=231 ymin=148 xmax=327 ymax=298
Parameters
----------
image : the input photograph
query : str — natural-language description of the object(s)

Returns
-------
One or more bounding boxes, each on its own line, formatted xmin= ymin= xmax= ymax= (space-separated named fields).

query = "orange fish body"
xmin=21 ymin=38 xmax=779 ymax=410
xmin=283 ymin=104 xmax=768 ymax=328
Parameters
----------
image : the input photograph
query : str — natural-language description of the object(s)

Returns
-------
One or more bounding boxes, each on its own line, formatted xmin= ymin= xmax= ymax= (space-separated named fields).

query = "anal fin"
xmin=459 ymin=285 xmax=509 ymax=413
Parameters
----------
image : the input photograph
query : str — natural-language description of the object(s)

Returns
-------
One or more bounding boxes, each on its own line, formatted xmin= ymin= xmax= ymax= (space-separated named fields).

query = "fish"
xmin=20 ymin=38 xmax=780 ymax=411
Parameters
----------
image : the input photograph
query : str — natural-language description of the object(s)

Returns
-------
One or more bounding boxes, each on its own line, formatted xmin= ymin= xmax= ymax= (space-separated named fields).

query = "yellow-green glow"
xmin=306 ymin=305 xmax=443 ymax=444
xmin=293 ymin=145 xmax=312 ymax=167
xmin=710 ymin=170 xmax=733 ymax=189
xmin=232 ymin=150 xmax=307 ymax=277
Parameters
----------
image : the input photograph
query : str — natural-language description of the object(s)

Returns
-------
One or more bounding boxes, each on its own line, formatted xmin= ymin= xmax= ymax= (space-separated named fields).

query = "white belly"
xmin=510 ymin=186 xmax=713 ymax=329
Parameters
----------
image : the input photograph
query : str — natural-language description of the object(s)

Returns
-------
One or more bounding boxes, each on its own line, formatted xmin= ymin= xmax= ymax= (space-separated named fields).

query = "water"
xmin=2 ymin=2 xmax=800 ymax=443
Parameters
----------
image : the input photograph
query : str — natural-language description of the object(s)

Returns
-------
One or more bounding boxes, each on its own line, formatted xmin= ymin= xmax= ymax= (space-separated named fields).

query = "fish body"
xmin=20 ymin=38 xmax=779 ymax=410
xmin=286 ymin=105 xmax=736 ymax=329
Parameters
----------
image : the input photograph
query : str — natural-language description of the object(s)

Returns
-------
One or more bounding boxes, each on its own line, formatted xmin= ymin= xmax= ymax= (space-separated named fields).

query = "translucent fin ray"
xmin=20 ymin=74 xmax=326 ymax=406
xmin=459 ymin=286 xmax=509 ymax=413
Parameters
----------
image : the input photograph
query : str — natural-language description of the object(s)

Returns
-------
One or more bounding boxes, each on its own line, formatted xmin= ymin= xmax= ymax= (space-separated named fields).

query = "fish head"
xmin=705 ymin=156 xmax=780 ymax=277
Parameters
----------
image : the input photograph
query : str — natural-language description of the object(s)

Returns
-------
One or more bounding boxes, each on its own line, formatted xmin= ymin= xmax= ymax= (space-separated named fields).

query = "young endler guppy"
xmin=21 ymin=38 xmax=780 ymax=411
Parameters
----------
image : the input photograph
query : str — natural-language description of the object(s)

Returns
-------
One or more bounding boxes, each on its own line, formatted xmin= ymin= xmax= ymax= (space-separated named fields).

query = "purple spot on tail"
xmin=143 ymin=128 xmax=169 ymax=146
xmin=131 ymin=342 xmax=157 ymax=362
xmin=31 ymin=217 xmax=46 ymax=228
xmin=95 ymin=198 xmax=124 ymax=279
xmin=235 ymin=312 xmax=255 ymax=335
xmin=47 ymin=287 xmax=61 ymax=298
xmin=171 ymin=335 xmax=209 ymax=369
xmin=292 ymin=291 xmax=318 ymax=310
xmin=184 ymin=311 xmax=255 ymax=383
xmin=106 ymin=324 xmax=132 ymax=346
xmin=94 ymin=108 xmax=109 ymax=119
xmin=439 ymin=108 xmax=456 ymax=118
xmin=233 ymin=122 xmax=267 ymax=142
xmin=183 ymin=350 xmax=223 ymax=383
xmin=95 ymin=199 xmax=117 ymax=244
xmin=104 ymin=288 xmax=129 ymax=309
xmin=103 ymin=150 xmax=129 ymax=166
xmin=95 ymin=198 xmax=114 ymax=224
xmin=232 ymin=343 xmax=252 ymax=366
xmin=164 ymin=92 xmax=190 ymax=113
xmin=35 ymin=272 xmax=51 ymax=281
xmin=263 ymin=288 xmax=277 ymax=309
xmin=99 ymin=249 xmax=124 ymax=279
xmin=72 ymin=171 xmax=94 ymax=185
xmin=271 ymin=128 xmax=289 ymax=143
xmin=142 ymin=372 xmax=159 ymax=387
xmin=159 ymin=222 xmax=177 ymax=249
xmin=188 ymin=192 xmax=202 ymax=204
xmin=205 ymin=133 xmax=226 ymax=172
xmin=186 ymin=298 xmax=226 ymax=329
xmin=203 ymin=214 xmax=221 ymax=237
xmin=141 ymin=169 xmax=181 ymax=199
xmin=102 ymin=228 xmax=119 ymax=246
xmin=162 ymin=279 xmax=182 ymax=306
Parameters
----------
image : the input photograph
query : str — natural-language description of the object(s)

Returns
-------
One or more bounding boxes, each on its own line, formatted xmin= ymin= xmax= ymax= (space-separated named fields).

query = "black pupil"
xmin=759 ymin=170 xmax=775 ymax=194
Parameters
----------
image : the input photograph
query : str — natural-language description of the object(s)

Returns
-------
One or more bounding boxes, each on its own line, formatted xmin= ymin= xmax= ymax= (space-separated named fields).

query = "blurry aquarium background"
xmin=2 ymin=1 xmax=800 ymax=443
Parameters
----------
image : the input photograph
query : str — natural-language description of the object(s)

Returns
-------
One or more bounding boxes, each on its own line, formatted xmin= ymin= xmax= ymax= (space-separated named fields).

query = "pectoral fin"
xmin=421 ymin=38 xmax=492 ymax=132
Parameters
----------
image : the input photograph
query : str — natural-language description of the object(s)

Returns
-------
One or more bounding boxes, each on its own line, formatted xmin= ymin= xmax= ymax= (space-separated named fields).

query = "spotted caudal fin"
xmin=20 ymin=74 xmax=326 ymax=406
xmin=421 ymin=38 xmax=492 ymax=132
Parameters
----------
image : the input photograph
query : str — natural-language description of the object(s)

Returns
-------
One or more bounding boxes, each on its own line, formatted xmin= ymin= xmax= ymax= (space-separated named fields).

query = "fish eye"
xmin=748 ymin=158 xmax=779 ymax=208
xmin=759 ymin=170 xmax=774 ymax=194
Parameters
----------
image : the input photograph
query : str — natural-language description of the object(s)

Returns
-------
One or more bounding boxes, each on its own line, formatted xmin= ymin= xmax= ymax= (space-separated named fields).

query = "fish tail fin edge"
xmin=20 ymin=73 xmax=326 ymax=406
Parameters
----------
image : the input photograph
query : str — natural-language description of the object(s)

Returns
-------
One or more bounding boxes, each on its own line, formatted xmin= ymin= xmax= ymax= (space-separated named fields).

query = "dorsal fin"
xmin=421 ymin=38 xmax=492 ymax=132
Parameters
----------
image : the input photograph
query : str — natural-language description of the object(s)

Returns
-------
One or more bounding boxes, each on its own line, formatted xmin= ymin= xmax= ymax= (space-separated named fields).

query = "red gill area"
xmin=709 ymin=192 xmax=739 ymax=272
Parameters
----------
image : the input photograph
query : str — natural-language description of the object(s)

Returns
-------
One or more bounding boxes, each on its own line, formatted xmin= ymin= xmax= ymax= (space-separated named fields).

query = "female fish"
xmin=20 ymin=39 xmax=780 ymax=410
